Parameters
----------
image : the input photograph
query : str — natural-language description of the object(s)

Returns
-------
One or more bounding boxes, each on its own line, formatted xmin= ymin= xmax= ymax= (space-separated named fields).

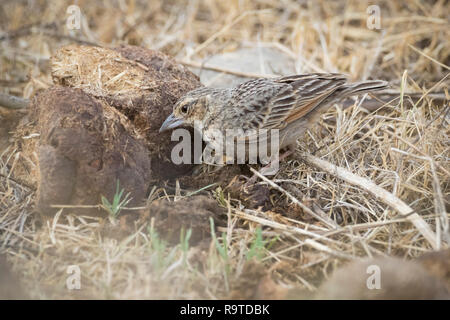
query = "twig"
xmin=0 ymin=19 xmax=97 ymax=47
xmin=233 ymin=209 xmax=353 ymax=259
xmin=121 ymin=11 xmax=154 ymax=40
xmin=0 ymin=20 xmax=63 ymax=41
xmin=41 ymin=30 xmax=98 ymax=47
xmin=0 ymin=93 xmax=29 ymax=110
xmin=430 ymin=156 xmax=449 ymax=247
xmin=408 ymin=44 xmax=450 ymax=71
xmin=0 ymin=173 xmax=36 ymax=191
xmin=414 ymin=73 xmax=450 ymax=108
xmin=234 ymin=209 xmax=334 ymax=242
xmin=385 ymin=128 xmax=450 ymax=178
xmin=50 ymin=204 xmax=146 ymax=211
xmin=299 ymin=152 xmax=438 ymax=249
xmin=378 ymin=91 xmax=448 ymax=101
xmin=180 ymin=59 xmax=276 ymax=79
xmin=189 ymin=9 xmax=272 ymax=57
xmin=249 ymin=167 xmax=337 ymax=229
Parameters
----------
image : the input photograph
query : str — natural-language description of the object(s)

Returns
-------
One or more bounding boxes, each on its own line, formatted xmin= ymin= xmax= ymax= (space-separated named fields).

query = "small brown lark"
xmin=160 ymin=73 xmax=388 ymax=162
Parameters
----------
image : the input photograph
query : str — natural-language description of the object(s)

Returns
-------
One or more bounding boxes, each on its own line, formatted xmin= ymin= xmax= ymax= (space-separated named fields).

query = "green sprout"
xmin=209 ymin=217 xmax=230 ymax=276
xmin=246 ymin=226 xmax=279 ymax=261
xmin=101 ymin=180 xmax=132 ymax=218
xmin=147 ymin=224 xmax=178 ymax=275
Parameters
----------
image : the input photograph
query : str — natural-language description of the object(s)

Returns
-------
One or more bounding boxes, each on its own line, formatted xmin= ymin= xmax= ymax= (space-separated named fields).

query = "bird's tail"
xmin=340 ymin=80 xmax=389 ymax=98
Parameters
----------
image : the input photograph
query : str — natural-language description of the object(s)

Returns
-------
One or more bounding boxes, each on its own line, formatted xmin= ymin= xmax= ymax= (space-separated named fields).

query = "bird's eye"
xmin=181 ymin=105 xmax=189 ymax=114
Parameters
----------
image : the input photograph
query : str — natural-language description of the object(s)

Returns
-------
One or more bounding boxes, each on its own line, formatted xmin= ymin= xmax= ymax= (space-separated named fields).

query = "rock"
xmin=189 ymin=47 xmax=296 ymax=88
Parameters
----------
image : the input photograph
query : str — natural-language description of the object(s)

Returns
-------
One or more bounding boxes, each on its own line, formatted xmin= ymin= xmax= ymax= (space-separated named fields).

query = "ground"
xmin=0 ymin=0 xmax=449 ymax=299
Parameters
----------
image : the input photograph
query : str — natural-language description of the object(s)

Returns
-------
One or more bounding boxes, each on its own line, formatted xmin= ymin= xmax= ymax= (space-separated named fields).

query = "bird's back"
xmin=228 ymin=74 xmax=387 ymax=132
xmin=202 ymin=73 xmax=388 ymax=163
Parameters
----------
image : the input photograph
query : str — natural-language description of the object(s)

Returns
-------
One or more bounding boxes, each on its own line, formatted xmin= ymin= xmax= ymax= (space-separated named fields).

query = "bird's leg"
xmin=244 ymin=144 xmax=296 ymax=187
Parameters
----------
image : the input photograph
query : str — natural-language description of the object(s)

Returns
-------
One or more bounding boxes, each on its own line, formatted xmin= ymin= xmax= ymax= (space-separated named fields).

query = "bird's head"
xmin=159 ymin=87 xmax=212 ymax=133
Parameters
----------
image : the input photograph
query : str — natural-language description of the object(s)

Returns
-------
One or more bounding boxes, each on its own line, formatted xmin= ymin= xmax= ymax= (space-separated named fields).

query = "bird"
xmin=160 ymin=73 xmax=388 ymax=166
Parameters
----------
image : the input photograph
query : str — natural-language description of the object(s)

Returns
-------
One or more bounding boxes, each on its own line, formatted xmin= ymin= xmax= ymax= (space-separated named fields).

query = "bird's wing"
xmin=266 ymin=73 xmax=347 ymax=128
xmin=231 ymin=73 xmax=347 ymax=142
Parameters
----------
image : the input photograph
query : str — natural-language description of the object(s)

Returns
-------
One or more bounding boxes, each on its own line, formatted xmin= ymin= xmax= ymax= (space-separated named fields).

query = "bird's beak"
xmin=159 ymin=113 xmax=185 ymax=133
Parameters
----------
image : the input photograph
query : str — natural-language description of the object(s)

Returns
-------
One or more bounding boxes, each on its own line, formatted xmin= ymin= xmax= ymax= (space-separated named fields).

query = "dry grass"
xmin=0 ymin=0 xmax=449 ymax=299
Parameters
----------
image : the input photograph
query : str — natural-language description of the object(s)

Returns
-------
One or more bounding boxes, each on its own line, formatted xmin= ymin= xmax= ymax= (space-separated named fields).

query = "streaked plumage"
xmin=160 ymin=73 xmax=388 ymax=162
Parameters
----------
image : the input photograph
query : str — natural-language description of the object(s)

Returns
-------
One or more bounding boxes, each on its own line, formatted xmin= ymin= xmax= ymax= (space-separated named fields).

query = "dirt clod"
xmin=417 ymin=249 xmax=450 ymax=291
xmin=145 ymin=195 xmax=226 ymax=244
xmin=230 ymin=260 xmax=273 ymax=299
xmin=226 ymin=176 xmax=272 ymax=210
xmin=30 ymin=86 xmax=151 ymax=216
xmin=314 ymin=255 xmax=450 ymax=299
xmin=0 ymin=255 xmax=27 ymax=299
xmin=52 ymin=45 xmax=202 ymax=180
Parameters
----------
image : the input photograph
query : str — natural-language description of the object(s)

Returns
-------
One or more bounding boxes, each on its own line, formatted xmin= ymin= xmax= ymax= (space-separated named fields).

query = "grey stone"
xmin=189 ymin=47 xmax=296 ymax=88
